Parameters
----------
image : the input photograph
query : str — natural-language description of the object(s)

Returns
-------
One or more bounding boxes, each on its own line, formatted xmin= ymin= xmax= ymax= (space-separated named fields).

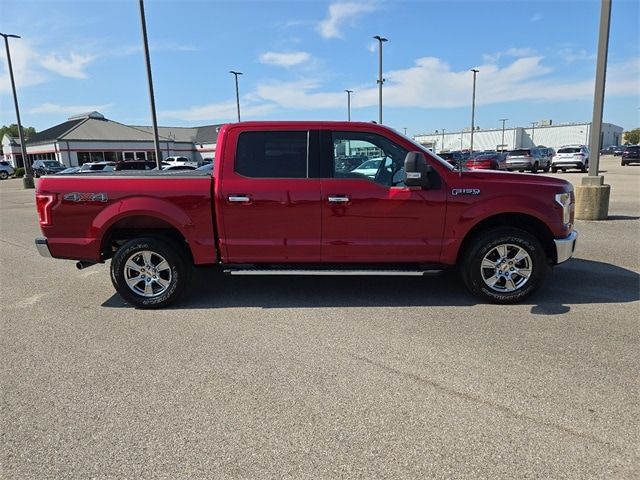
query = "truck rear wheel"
xmin=460 ymin=228 xmax=546 ymax=304
xmin=110 ymin=236 xmax=190 ymax=309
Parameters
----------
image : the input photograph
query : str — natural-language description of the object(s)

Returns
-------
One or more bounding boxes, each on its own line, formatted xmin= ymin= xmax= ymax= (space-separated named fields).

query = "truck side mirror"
xmin=404 ymin=151 xmax=432 ymax=188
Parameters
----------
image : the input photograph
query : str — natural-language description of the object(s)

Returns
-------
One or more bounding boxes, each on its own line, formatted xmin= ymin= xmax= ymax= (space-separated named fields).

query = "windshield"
xmin=558 ymin=147 xmax=581 ymax=153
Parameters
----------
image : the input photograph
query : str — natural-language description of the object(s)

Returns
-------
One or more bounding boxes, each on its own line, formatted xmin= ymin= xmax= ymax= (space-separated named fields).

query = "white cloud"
xmin=317 ymin=2 xmax=378 ymax=39
xmin=259 ymin=51 xmax=311 ymax=67
xmin=0 ymin=41 xmax=47 ymax=94
xmin=483 ymin=47 xmax=537 ymax=63
xmin=40 ymin=52 xmax=95 ymax=79
xmin=160 ymin=101 xmax=275 ymax=122
xmin=160 ymin=55 xmax=640 ymax=122
xmin=28 ymin=103 xmax=112 ymax=116
xmin=255 ymin=79 xmax=345 ymax=109
xmin=558 ymin=48 xmax=596 ymax=63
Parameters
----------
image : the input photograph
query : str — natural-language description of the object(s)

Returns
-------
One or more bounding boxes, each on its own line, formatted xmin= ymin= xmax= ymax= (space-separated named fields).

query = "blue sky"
xmin=1 ymin=0 xmax=638 ymax=137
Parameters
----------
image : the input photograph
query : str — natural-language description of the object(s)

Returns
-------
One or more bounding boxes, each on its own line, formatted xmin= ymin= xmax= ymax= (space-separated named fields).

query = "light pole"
xmin=530 ymin=121 xmax=538 ymax=145
xmin=373 ymin=35 xmax=388 ymax=125
xmin=470 ymin=68 xmax=479 ymax=154
xmin=138 ymin=0 xmax=163 ymax=169
xmin=499 ymin=118 xmax=508 ymax=151
xmin=1 ymin=32 xmax=34 ymax=189
xmin=441 ymin=128 xmax=446 ymax=152
xmin=344 ymin=89 xmax=353 ymax=121
xmin=230 ymin=70 xmax=243 ymax=122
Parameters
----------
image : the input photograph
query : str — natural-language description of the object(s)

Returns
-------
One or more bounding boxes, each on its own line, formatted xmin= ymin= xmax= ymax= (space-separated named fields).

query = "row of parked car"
xmin=439 ymin=145 xmax=594 ymax=173
xmin=27 ymin=156 xmax=213 ymax=177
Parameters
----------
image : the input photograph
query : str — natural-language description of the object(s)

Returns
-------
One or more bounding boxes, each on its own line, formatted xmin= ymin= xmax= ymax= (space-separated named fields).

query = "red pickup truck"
xmin=35 ymin=121 xmax=577 ymax=308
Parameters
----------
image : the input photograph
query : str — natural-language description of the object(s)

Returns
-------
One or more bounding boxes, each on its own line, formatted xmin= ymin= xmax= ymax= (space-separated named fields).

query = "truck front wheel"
xmin=110 ymin=236 xmax=190 ymax=309
xmin=461 ymin=228 xmax=546 ymax=303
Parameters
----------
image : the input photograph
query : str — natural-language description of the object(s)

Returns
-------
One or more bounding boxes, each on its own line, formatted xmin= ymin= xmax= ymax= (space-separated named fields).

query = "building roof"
xmin=26 ymin=112 xmax=223 ymax=146
xmin=131 ymin=125 xmax=198 ymax=143
xmin=26 ymin=118 xmax=86 ymax=145
xmin=194 ymin=125 xmax=222 ymax=145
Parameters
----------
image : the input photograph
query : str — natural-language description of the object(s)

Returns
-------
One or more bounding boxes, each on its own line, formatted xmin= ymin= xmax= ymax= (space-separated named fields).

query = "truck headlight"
xmin=555 ymin=192 xmax=573 ymax=225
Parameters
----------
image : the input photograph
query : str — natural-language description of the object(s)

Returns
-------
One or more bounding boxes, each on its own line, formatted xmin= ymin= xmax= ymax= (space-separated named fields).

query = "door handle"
xmin=328 ymin=195 xmax=350 ymax=203
xmin=228 ymin=195 xmax=251 ymax=203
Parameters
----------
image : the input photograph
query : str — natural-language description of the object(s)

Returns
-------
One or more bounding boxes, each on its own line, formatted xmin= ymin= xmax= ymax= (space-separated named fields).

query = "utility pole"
xmin=1 ymin=32 xmax=34 ymax=188
xmin=441 ymin=128 xmax=446 ymax=152
xmin=138 ymin=0 xmax=163 ymax=169
xmin=373 ymin=35 xmax=388 ymax=125
xmin=470 ymin=69 xmax=479 ymax=154
xmin=576 ymin=0 xmax=612 ymax=220
xmin=344 ymin=89 xmax=353 ymax=121
xmin=499 ymin=118 xmax=508 ymax=151
xmin=230 ymin=71 xmax=243 ymax=122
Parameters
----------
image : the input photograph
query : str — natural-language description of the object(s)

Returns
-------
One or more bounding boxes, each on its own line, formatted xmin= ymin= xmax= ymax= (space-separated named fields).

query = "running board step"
xmin=224 ymin=269 xmax=443 ymax=276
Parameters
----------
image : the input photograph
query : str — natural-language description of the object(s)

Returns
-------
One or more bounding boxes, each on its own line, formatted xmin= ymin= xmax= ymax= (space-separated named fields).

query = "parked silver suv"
xmin=505 ymin=148 xmax=550 ymax=173
xmin=551 ymin=145 xmax=589 ymax=173
xmin=0 ymin=160 xmax=15 ymax=180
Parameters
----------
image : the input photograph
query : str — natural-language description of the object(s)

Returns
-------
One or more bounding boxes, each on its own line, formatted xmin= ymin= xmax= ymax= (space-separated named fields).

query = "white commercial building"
xmin=414 ymin=121 xmax=624 ymax=153
xmin=1 ymin=111 xmax=220 ymax=168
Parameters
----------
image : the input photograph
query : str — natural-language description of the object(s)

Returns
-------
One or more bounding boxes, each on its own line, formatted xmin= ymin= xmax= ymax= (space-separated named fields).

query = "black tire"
xmin=0 ymin=171 xmax=8 ymax=180
xmin=460 ymin=228 xmax=546 ymax=304
xmin=110 ymin=236 xmax=191 ymax=309
xmin=551 ymin=166 xmax=557 ymax=173
xmin=581 ymin=161 xmax=588 ymax=173
xmin=621 ymin=160 xmax=627 ymax=166
xmin=543 ymin=163 xmax=550 ymax=173
xmin=531 ymin=162 xmax=538 ymax=174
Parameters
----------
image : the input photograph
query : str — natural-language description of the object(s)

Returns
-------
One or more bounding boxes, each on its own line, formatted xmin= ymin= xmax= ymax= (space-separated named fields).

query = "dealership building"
xmin=1 ymin=111 xmax=220 ymax=168
xmin=413 ymin=121 xmax=624 ymax=153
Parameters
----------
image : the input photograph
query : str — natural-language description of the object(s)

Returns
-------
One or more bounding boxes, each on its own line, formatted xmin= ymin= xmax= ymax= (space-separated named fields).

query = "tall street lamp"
xmin=441 ymin=128 xmax=446 ymax=152
xmin=499 ymin=118 xmax=508 ymax=151
xmin=1 ymin=32 xmax=34 ymax=189
xmin=229 ymin=71 xmax=243 ymax=122
xmin=138 ymin=0 xmax=163 ymax=169
xmin=469 ymin=68 xmax=479 ymax=155
xmin=373 ymin=35 xmax=388 ymax=125
xmin=344 ymin=89 xmax=353 ymax=121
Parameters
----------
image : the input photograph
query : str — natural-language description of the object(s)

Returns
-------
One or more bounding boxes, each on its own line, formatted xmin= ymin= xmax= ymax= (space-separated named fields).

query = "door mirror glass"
xmin=404 ymin=151 xmax=432 ymax=188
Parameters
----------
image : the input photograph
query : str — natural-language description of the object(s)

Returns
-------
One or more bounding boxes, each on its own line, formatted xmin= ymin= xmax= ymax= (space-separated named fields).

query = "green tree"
xmin=623 ymin=128 xmax=640 ymax=145
xmin=0 ymin=124 xmax=37 ymax=155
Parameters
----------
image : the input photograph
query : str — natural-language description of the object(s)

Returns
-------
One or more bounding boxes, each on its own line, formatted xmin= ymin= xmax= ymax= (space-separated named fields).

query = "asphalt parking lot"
xmin=1 ymin=155 xmax=638 ymax=479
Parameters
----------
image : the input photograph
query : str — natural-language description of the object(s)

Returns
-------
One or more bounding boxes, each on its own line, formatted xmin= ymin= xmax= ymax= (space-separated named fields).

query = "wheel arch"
xmin=100 ymin=215 xmax=193 ymax=264
xmin=457 ymin=213 xmax=557 ymax=264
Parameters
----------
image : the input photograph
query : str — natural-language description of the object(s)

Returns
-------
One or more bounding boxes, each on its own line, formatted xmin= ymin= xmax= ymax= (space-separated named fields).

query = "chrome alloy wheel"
xmin=480 ymin=243 xmax=532 ymax=293
xmin=123 ymin=250 xmax=172 ymax=297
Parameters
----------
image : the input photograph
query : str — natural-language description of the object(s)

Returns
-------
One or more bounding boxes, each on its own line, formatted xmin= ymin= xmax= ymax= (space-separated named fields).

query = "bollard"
xmin=575 ymin=175 xmax=610 ymax=220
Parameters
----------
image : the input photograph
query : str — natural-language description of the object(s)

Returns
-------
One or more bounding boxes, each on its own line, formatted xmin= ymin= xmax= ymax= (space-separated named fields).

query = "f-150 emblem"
xmin=451 ymin=188 xmax=480 ymax=196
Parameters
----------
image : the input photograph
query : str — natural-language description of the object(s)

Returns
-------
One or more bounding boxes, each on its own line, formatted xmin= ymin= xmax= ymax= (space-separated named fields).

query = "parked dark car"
xmin=600 ymin=146 xmax=618 ymax=155
xmin=438 ymin=151 xmax=466 ymax=167
xmin=621 ymin=145 xmax=640 ymax=166
xmin=613 ymin=146 xmax=625 ymax=156
xmin=465 ymin=152 xmax=507 ymax=170
xmin=115 ymin=160 xmax=157 ymax=171
xmin=32 ymin=160 xmax=67 ymax=177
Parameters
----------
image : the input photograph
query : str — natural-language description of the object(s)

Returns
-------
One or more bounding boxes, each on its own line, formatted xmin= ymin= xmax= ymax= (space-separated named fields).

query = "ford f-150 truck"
xmin=34 ymin=121 xmax=577 ymax=308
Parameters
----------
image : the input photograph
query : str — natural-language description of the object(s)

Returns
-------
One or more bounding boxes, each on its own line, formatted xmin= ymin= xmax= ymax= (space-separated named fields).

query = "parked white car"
xmin=551 ymin=145 xmax=590 ymax=173
xmin=164 ymin=156 xmax=198 ymax=168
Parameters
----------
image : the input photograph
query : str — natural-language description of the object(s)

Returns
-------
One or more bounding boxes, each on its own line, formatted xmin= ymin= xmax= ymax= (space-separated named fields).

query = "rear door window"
xmin=235 ymin=131 xmax=308 ymax=178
